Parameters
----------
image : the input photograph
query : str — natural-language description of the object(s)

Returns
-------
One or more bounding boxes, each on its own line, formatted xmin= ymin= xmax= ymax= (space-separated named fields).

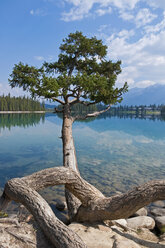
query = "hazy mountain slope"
xmin=121 ymin=84 xmax=165 ymax=105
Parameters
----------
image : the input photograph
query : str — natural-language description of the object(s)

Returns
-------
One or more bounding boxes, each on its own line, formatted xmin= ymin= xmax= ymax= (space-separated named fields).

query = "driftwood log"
xmin=1 ymin=167 xmax=165 ymax=247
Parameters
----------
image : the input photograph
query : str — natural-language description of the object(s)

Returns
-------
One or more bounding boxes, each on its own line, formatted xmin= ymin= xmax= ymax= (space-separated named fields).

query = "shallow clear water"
xmin=0 ymin=113 xmax=165 ymax=208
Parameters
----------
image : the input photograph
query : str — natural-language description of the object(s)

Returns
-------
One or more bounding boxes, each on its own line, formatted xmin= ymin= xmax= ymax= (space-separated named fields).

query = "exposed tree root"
xmin=1 ymin=166 xmax=165 ymax=247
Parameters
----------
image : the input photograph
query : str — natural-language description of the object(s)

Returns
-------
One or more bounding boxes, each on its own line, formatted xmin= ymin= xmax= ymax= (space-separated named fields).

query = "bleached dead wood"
xmin=1 ymin=167 xmax=165 ymax=247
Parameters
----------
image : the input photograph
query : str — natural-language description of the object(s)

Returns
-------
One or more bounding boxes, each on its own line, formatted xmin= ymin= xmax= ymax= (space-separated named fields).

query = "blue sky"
xmin=1 ymin=0 xmax=165 ymax=96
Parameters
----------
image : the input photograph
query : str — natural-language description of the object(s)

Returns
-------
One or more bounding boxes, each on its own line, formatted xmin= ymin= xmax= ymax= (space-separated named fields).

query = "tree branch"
xmin=69 ymin=87 xmax=83 ymax=105
xmin=70 ymin=99 xmax=98 ymax=106
xmin=53 ymin=107 xmax=64 ymax=113
xmin=73 ymin=105 xmax=111 ymax=121
xmin=52 ymin=97 xmax=65 ymax=105
xmin=68 ymin=53 xmax=78 ymax=77
xmin=70 ymin=97 xmax=78 ymax=104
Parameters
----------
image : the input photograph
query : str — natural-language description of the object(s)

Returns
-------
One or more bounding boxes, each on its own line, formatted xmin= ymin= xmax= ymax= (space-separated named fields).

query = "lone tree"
xmin=1 ymin=32 xmax=165 ymax=248
xmin=8 ymin=31 xmax=128 ymax=218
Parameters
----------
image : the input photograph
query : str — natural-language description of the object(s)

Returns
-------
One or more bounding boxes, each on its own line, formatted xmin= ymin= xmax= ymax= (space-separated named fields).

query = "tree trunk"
xmin=62 ymin=105 xmax=78 ymax=171
xmin=62 ymin=104 xmax=81 ymax=220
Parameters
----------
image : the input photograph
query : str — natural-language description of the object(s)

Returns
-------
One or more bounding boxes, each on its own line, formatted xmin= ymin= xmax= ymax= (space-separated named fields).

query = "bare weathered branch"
xmin=2 ymin=167 xmax=165 ymax=224
xmin=22 ymin=167 xmax=104 ymax=206
xmin=75 ymin=179 xmax=165 ymax=222
xmin=53 ymin=107 xmax=64 ymax=113
xmin=73 ymin=104 xmax=111 ymax=121
xmin=70 ymin=97 xmax=78 ymax=104
xmin=70 ymin=99 xmax=98 ymax=106
xmin=2 ymin=166 xmax=165 ymax=245
xmin=52 ymin=97 xmax=65 ymax=105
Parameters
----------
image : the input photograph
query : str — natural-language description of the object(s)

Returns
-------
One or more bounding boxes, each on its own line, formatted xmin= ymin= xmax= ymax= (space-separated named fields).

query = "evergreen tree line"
xmin=57 ymin=103 xmax=97 ymax=115
xmin=0 ymin=94 xmax=45 ymax=111
xmin=56 ymin=103 xmax=165 ymax=116
xmin=97 ymin=104 xmax=165 ymax=115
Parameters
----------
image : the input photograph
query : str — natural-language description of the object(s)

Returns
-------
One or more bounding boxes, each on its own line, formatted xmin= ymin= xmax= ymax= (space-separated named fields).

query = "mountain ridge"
xmin=121 ymin=84 xmax=165 ymax=106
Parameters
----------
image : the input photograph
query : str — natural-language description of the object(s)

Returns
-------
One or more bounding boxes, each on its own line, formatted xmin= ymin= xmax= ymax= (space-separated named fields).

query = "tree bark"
xmin=74 ymin=180 xmax=165 ymax=222
xmin=62 ymin=106 xmax=77 ymax=171
xmin=62 ymin=104 xmax=81 ymax=220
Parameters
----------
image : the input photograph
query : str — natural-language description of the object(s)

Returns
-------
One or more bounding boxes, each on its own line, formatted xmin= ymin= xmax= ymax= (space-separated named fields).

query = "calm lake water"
xmin=0 ymin=113 xmax=165 ymax=209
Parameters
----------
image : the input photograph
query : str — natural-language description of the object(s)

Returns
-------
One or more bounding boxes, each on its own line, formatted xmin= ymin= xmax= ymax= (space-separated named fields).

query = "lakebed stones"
xmin=55 ymin=200 xmax=67 ymax=211
xmin=148 ymin=203 xmax=165 ymax=233
xmin=69 ymin=222 xmax=143 ymax=248
xmin=152 ymin=201 xmax=165 ymax=208
xmin=154 ymin=216 xmax=165 ymax=231
xmin=150 ymin=207 xmax=165 ymax=217
xmin=126 ymin=216 xmax=155 ymax=230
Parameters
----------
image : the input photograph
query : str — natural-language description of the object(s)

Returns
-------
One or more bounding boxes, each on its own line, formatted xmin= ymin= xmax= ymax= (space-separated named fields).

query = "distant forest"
xmin=0 ymin=94 xmax=45 ymax=111
xmin=97 ymin=104 xmax=165 ymax=115
xmin=56 ymin=102 xmax=165 ymax=116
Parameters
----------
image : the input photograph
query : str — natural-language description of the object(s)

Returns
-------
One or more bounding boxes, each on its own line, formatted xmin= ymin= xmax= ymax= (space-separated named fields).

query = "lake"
xmin=0 ymin=113 xmax=165 ymax=211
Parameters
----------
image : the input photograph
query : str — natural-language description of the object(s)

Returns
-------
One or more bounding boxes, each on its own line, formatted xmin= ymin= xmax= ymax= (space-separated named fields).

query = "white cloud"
xmin=144 ymin=13 xmax=165 ymax=33
xmin=134 ymin=135 xmax=153 ymax=144
xmin=30 ymin=9 xmax=47 ymax=17
xmin=119 ymin=11 xmax=134 ymax=21
xmin=105 ymin=14 xmax=165 ymax=88
xmin=135 ymin=8 xmax=157 ymax=28
xmin=0 ymin=83 xmax=28 ymax=97
xmin=97 ymin=24 xmax=108 ymax=32
xmin=61 ymin=0 xmax=93 ymax=21
xmin=144 ymin=0 xmax=165 ymax=10
xmin=34 ymin=56 xmax=45 ymax=61
xmin=30 ymin=9 xmax=34 ymax=15
xmin=47 ymin=55 xmax=54 ymax=61
xmin=134 ymin=80 xmax=156 ymax=88
xmin=61 ymin=0 xmax=140 ymax=21
xmin=118 ymin=29 xmax=135 ymax=39
xmin=96 ymin=7 xmax=112 ymax=16
xmin=34 ymin=55 xmax=54 ymax=62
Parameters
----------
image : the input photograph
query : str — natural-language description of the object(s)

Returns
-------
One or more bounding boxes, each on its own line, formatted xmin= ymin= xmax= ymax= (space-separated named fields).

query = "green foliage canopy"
xmin=9 ymin=31 xmax=128 ymax=105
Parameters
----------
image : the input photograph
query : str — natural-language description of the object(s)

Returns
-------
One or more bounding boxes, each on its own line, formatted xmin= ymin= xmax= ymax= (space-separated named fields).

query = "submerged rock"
xmin=152 ymin=201 xmax=165 ymax=208
xmin=150 ymin=207 xmax=165 ymax=217
xmin=155 ymin=216 xmax=165 ymax=231
xmin=55 ymin=200 xmax=67 ymax=211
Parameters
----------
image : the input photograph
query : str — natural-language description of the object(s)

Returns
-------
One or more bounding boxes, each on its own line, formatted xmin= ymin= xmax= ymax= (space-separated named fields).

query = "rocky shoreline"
xmin=1 ymin=200 xmax=165 ymax=247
